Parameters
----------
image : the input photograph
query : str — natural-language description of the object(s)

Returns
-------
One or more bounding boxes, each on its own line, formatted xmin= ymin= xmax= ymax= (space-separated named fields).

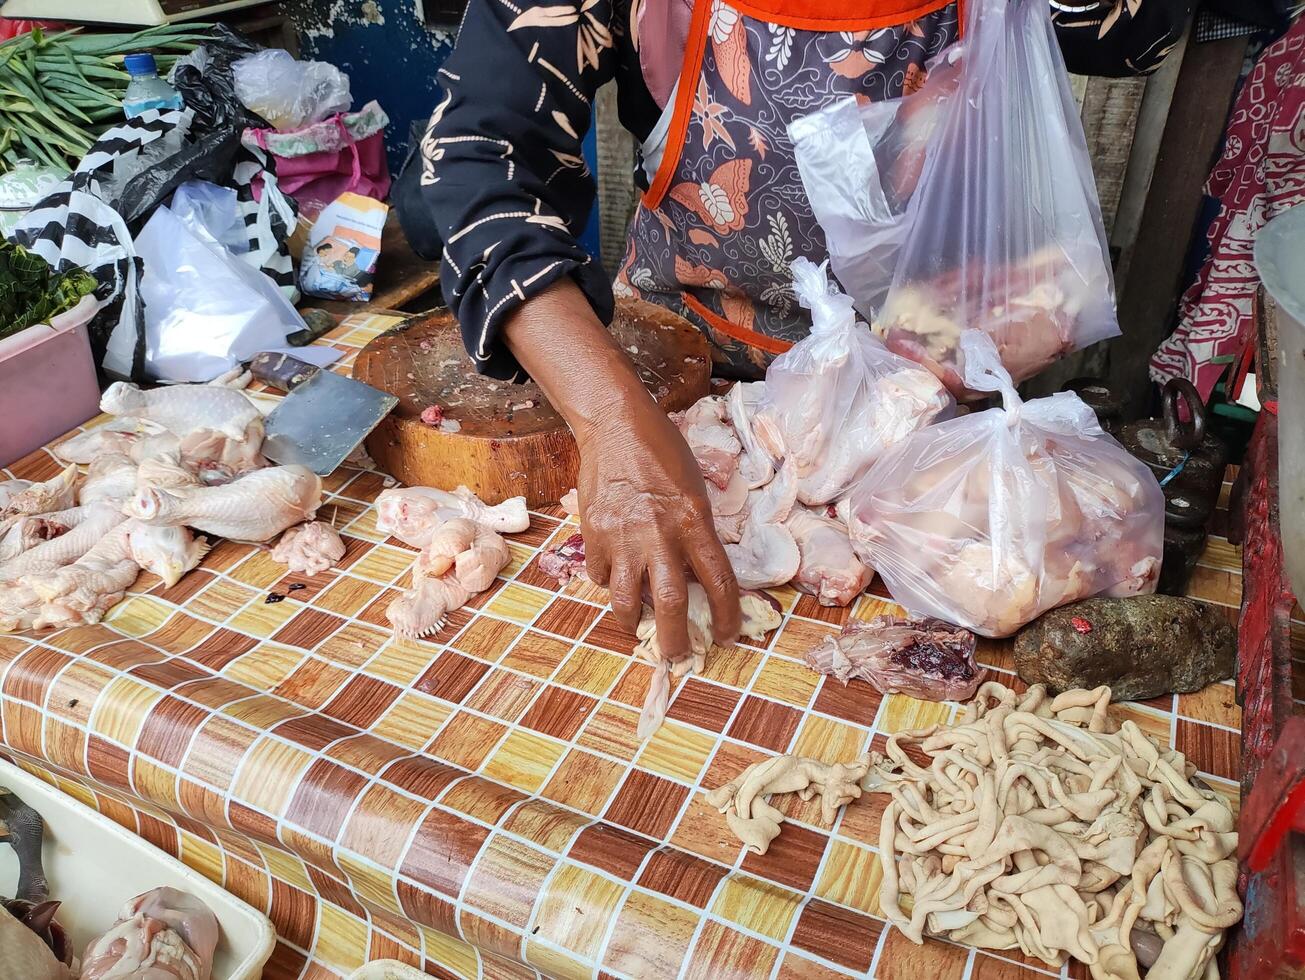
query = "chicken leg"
xmin=128 ymin=465 xmax=322 ymax=542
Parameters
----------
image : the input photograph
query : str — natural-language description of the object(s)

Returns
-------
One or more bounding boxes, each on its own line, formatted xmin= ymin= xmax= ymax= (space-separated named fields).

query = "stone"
xmin=1013 ymin=595 xmax=1235 ymax=702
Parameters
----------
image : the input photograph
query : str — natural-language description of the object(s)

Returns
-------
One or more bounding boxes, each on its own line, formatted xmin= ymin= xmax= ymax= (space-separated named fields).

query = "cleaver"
xmin=250 ymin=351 xmax=398 ymax=476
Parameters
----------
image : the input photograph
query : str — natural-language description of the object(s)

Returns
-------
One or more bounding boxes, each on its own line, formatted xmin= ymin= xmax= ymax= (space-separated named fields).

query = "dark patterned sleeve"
xmin=1052 ymin=0 xmax=1194 ymax=77
xmin=413 ymin=0 xmax=630 ymax=380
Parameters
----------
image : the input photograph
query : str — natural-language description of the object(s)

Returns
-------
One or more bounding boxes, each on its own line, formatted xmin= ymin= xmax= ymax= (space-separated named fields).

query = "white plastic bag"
xmin=136 ymin=201 xmax=303 ymax=382
xmin=751 ymin=258 xmax=952 ymax=505
xmin=846 ymin=332 xmax=1164 ymax=637
xmin=232 ymin=50 xmax=351 ymax=131
xmin=790 ymin=48 xmax=963 ymax=315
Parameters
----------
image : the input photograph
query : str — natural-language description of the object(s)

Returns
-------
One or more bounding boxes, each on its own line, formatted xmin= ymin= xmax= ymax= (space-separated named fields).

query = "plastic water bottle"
xmin=122 ymin=53 xmax=184 ymax=119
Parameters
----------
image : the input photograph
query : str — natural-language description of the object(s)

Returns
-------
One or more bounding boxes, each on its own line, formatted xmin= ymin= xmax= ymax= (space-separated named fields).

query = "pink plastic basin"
xmin=0 ymin=294 xmax=101 ymax=468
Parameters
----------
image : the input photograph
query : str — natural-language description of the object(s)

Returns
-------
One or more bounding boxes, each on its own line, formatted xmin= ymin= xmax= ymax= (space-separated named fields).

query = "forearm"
xmin=502 ymin=279 xmax=657 ymax=443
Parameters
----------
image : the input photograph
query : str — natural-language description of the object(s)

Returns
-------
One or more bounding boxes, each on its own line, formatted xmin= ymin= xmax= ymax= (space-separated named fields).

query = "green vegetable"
xmin=0 ymin=24 xmax=209 ymax=175
xmin=0 ymin=242 xmax=97 ymax=342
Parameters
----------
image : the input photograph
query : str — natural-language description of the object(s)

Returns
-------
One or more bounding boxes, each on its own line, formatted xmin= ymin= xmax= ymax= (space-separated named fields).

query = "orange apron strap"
xmin=682 ymin=293 xmax=795 ymax=355
xmin=731 ymin=0 xmax=957 ymax=31
xmin=643 ymin=0 xmax=714 ymax=209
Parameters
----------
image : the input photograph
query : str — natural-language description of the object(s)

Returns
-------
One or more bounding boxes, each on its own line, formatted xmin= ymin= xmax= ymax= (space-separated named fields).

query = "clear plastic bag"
xmin=751 ymin=258 xmax=953 ymax=506
xmin=232 ymin=50 xmax=351 ymax=131
xmin=797 ymin=0 xmax=1118 ymax=401
xmin=790 ymin=49 xmax=963 ymax=314
xmin=846 ymin=332 xmax=1164 ymax=637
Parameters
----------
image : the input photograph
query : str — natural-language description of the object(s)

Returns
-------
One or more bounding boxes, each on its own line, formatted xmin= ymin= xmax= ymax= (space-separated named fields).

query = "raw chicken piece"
xmin=22 ymin=522 xmax=141 ymax=630
xmin=713 ymin=507 xmax=749 ymax=545
xmin=0 ymin=581 xmax=42 ymax=633
xmin=178 ymin=418 xmax=267 ymax=484
xmin=670 ymin=396 xmax=741 ymax=489
xmin=635 ymin=587 xmax=782 ymax=738
xmin=559 ymin=488 xmax=579 ymax=516
xmin=0 ymin=479 xmax=32 ymax=511
xmin=705 ymin=467 xmax=748 ymax=517
xmin=387 ymin=518 xmax=510 ymax=639
xmin=129 ymin=465 xmax=322 ymax=543
xmin=52 ymin=426 xmax=138 ymax=464
xmin=128 ymin=524 xmax=209 ymax=588
xmin=727 ymin=381 xmax=775 ymax=488
xmin=136 ymin=452 xmax=202 ymax=492
xmin=0 ymin=465 xmax=78 ymax=520
xmin=272 ymin=522 xmax=346 ymax=576
xmin=78 ymin=453 xmax=137 ymax=505
xmin=101 ymin=381 xmax=261 ymax=442
xmin=375 ymin=485 xmax=529 ymax=545
xmin=79 ymin=887 xmax=218 ymax=980
xmin=724 ymin=468 xmax=800 ymax=589
xmin=0 ymin=506 xmax=89 ymax=563
xmin=538 ymin=532 xmax=586 ymax=585
xmin=803 ymin=615 xmax=981 ymax=702
xmin=785 ymin=506 xmax=873 ymax=607
xmin=880 ymin=247 xmax=1096 ymax=400
xmin=751 ymin=260 xmax=951 ymax=504
xmin=128 ymin=429 xmax=182 ymax=465
xmin=0 ymin=502 xmax=126 ymax=583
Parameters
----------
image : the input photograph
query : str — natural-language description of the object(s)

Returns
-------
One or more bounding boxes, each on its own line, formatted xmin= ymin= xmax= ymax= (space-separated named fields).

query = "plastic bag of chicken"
xmin=751 ymin=258 xmax=952 ymax=506
xmin=875 ymin=0 xmax=1119 ymax=401
xmin=846 ymin=332 xmax=1164 ymax=638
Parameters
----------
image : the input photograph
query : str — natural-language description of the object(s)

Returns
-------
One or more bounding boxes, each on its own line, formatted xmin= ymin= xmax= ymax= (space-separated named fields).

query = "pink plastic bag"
xmin=244 ymin=102 xmax=392 ymax=217
xmin=750 ymin=259 xmax=952 ymax=506
xmin=846 ymin=332 xmax=1164 ymax=637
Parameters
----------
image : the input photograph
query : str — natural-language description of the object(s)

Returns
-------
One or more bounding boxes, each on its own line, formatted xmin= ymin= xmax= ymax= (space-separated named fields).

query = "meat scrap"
xmin=804 ymin=615 xmax=980 ymax=703
xmin=635 ymin=587 xmax=781 ymax=739
xmin=80 ymin=886 xmax=219 ymax=980
xmin=538 ymin=532 xmax=585 ymax=585
xmin=271 ymin=521 xmax=346 ymax=576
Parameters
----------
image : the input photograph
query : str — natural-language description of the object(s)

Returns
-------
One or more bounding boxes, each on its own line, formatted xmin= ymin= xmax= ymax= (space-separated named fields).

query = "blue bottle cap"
xmin=123 ymin=53 xmax=158 ymax=76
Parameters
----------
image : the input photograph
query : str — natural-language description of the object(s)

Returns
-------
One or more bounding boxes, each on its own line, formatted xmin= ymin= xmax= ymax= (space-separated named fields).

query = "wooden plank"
xmin=595 ymin=80 xmax=638 ymax=274
xmin=1079 ymin=76 xmax=1147 ymax=237
xmin=1105 ymin=34 xmax=1250 ymax=419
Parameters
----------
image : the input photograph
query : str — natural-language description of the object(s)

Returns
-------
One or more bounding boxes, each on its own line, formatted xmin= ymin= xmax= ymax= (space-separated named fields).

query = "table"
xmin=0 ymin=313 xmax=1250 ymax=980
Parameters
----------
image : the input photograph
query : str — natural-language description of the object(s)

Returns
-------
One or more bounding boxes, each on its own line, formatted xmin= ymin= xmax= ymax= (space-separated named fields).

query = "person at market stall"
xmin=400 ymin=0 xmax=1191 ymax=663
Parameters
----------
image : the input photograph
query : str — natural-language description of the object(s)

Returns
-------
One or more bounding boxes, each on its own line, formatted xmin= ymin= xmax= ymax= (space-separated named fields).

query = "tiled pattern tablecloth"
xmin=0 ymin=314 xmax=1250 ymax=980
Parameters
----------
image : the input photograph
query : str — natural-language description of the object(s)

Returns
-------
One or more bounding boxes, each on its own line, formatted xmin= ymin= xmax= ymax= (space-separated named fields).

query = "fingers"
xmin=688 ymin=530 xmax=741 ymax=644
xmin=584 ymin=535 xmax=611 ymax=588
xmin=609 ymin=557 xmax=644 ymax=633
xmin=648 ymin=551 xmax=690 ymax=662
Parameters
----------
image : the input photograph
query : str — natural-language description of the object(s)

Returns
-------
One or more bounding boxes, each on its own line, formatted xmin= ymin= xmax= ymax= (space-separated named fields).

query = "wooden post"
xmin=1104 ymin=34 xmax=1250 ymax=419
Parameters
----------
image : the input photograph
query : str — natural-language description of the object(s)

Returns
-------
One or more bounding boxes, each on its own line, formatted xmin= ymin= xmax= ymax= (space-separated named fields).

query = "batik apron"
xmin=616 ymin=0 xmax=962 ymax=377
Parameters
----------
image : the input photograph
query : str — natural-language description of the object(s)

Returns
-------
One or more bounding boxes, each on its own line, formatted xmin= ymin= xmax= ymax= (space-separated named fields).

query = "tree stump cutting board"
xmin=353 ymin=299 xmax=711 ymax=506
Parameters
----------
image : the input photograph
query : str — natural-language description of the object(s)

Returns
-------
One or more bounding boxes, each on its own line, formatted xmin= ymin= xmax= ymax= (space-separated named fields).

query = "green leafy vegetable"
xmin=0 ymin=24 xmax=209 ymax=175
xmin=0 ymin=241 xmax=96 ymax=341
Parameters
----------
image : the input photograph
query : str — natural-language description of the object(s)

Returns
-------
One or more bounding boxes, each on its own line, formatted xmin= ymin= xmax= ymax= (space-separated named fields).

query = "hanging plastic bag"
xmin=790 ymin=48 xmax=964 ymax=314
xmin=853 ymin=0 xmax=1118 ymax=400
xmin=232 ymin=49 xmax=352 ymax=131
xmin=846 ymin=332 xmax=1164 ymax=637
xmin=750 ymin=258 xmax=953 ymax=506
xmin=135 ymin=201 xmax=303 ymax=382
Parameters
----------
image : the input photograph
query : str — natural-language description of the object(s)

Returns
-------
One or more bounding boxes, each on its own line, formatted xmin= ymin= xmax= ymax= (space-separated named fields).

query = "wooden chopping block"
xmin=353 ymin=298 xmax=711 ymax=506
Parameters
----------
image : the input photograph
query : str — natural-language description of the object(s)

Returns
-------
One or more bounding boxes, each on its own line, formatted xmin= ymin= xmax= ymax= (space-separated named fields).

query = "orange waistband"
xmin=682 ymin=292 xmax=795 ymax=355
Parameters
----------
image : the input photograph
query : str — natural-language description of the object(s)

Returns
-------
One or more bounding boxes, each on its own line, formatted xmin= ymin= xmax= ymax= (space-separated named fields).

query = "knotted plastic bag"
xmin=884 ymin=0 xmax=1118 ymax=399
xmin=846 ymin=332 xmax=1164 ymax=637
xmin=751 ymin=258 xmax=952 ymax=506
